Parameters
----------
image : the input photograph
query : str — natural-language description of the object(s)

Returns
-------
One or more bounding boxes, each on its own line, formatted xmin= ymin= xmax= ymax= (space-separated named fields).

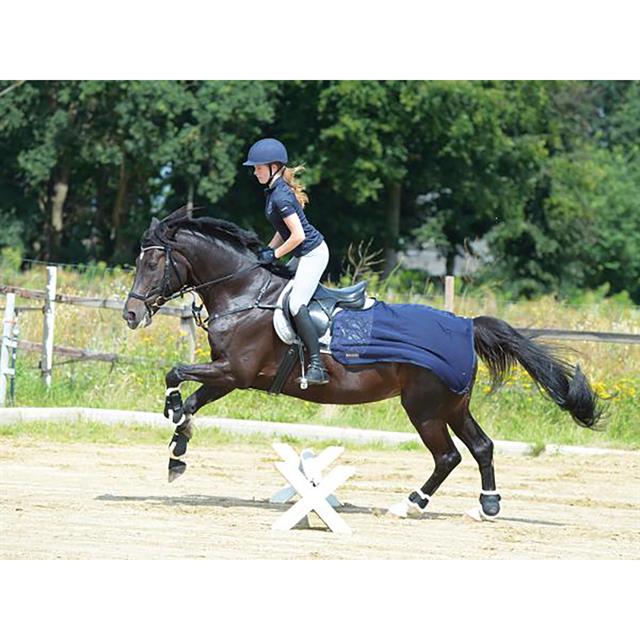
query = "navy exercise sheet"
xmin=330 ymin=301 xmax=476 ymax=395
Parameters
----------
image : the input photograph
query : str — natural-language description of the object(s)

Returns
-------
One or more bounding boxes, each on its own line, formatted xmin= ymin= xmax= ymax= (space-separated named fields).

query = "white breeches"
xmin=287 ymin=241 xmax=329 ymax=316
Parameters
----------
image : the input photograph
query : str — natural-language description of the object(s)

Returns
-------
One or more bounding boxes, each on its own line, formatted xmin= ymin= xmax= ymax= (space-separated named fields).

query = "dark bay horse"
xmin=123 ymin=207 xmax=603 ymax=520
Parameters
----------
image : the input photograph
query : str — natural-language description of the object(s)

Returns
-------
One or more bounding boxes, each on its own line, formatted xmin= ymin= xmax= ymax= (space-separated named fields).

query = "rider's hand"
xmin=257 ymin=247 xmax=277 ymax=265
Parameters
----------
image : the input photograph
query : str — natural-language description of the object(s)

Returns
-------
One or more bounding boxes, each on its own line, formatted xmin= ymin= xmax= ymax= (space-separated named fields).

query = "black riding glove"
xmin=257 ymin=247 xmax=277 ymax=265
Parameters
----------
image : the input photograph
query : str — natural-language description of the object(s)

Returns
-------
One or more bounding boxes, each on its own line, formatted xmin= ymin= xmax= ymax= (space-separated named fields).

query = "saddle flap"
xmin=282 ymin=289 xmax=330 ymax=339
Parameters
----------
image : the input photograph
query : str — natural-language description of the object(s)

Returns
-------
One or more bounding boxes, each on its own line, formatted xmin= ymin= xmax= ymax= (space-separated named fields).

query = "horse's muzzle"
xmin=123 ymin=298 xmax=152 ymax=329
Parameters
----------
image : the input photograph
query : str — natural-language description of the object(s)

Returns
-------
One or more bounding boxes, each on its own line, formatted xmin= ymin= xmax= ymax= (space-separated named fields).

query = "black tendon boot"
xmin=293 ymin=305 xmax=329 ymax=385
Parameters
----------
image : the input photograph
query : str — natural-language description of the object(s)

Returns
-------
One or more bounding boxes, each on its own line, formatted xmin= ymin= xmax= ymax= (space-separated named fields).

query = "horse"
xmin=123 ymin=206 xmax=603 ymax=520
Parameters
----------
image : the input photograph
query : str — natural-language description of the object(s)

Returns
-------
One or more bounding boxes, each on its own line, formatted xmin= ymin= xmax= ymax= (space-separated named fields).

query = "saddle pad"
xmin=330 ymin=301 xmax=476 ymax=394
xmin=272 ymin=280 xmax=375 ymax=350
xmin=272 ymin=280 xmax=333 ymax=348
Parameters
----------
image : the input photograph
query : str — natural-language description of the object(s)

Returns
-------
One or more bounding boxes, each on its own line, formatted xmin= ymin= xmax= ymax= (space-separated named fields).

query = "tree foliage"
xmin=0 ymin=80 xmax=638 ymax=301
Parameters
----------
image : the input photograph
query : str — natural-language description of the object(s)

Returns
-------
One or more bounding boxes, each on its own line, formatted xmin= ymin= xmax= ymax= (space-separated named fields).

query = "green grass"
xmin=1 ymin=418 xmax=421 ymax=453
xmin=3 ymin=264 xmax=639 ymax=451
xmin=6 ymin=354 xmax=638 ymax=450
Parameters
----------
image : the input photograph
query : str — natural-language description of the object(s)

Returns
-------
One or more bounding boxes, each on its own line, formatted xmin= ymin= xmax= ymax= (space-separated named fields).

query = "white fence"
xmin=0 ymin=267 xmax=196 ymax=406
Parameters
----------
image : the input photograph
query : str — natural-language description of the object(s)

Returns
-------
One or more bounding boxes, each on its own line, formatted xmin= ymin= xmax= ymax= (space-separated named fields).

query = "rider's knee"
xmin=289 ymin=296 xmax=303 ymax=316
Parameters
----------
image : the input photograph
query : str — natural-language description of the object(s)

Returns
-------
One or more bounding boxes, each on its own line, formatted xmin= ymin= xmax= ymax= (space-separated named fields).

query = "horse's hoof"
xmin=465 ymin=506 xmax=498 ymax=522
xmin=387 ymin=498 xmax=426 ymax=519
xmin=168 ymin=458 xmax=187 ymax=483
xmin=480 ymin=493 xmax=501 ymax=518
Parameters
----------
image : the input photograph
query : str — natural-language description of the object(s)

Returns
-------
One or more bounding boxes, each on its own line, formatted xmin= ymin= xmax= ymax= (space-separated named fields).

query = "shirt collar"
xmin=264 ymin=175 xmax=283 ymax=194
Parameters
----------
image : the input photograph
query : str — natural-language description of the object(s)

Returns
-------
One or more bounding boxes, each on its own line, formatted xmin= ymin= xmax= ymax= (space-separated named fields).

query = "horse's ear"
xmin=150 ymin=217 xmax=160 ymax=229
xmin=188 ymin=205 xmax=205 ymax=217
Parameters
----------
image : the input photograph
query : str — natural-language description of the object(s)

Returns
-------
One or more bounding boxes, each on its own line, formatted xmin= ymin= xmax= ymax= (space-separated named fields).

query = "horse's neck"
xmin=184 ymin=235 xmax=271 ymax=314
xmin=183 ymin=233 xmax=236 ymax=279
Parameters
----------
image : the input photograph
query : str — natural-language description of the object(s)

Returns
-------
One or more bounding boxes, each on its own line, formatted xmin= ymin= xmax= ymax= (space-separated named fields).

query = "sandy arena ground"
xmin=1 ymin=439 xmax=638 ymax=559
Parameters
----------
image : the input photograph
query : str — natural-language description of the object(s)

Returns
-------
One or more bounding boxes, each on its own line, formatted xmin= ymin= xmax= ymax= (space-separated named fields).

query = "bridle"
xmin=128 ymin=245 xmax=186 ymax=311
xmin=127 ymin=242 xmax=272 ymax=328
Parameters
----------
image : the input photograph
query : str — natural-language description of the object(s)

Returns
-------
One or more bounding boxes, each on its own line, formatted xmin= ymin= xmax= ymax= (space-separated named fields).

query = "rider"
xmin=243 ymin=137 xmax=330 ymax=385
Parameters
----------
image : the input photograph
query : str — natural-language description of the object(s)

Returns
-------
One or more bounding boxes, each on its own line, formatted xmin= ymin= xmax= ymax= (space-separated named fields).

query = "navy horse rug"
xmin=330 ymin=301 xmax=476 ymax=394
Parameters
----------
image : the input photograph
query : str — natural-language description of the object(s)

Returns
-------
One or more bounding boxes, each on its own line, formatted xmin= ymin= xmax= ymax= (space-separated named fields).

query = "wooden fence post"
xmin=444 ymin=275 xmax=455 ymax=313
xmin=0 ymin=293 xmax=16 ymax=407
xmin=9 ymin=309 xmax=19 ymax=405
xmin=42 ymin=266 xmax=57 ymax=389
xmin=181 ymin=312 xmax=196 ymax=363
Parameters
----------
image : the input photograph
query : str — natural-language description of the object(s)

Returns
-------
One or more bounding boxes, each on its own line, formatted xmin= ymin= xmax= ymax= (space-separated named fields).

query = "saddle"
xmin=274 ymin=279 xmax=372 ymax=347
xmin=269 ymin=279 xmax=375 ymax=394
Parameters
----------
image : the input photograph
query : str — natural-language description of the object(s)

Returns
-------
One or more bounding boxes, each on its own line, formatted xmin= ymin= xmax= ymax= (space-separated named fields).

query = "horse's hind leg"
xmin=447 ymin=404 xmax=501 ymax=520
xmin=389 ymin=417 xmax=462 ymax=518
xmin=389 ymin=372 xmax=462 ymax=517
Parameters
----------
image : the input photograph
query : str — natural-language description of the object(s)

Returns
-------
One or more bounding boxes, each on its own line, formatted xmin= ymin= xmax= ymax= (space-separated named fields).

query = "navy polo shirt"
xmin=264 ymin=178 xmax=324 ymax=258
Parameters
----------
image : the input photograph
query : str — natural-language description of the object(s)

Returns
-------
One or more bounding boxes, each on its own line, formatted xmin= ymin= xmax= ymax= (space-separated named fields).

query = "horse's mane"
xmin=142 ymin=205 xmax=293 ymax=279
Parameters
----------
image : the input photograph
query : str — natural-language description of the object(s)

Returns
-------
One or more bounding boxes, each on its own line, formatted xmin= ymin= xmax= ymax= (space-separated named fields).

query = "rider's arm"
xmin=274 ymin=213 xmax=305 ymax=259
xmin=268 ymin=232 xmax=284 ymax=249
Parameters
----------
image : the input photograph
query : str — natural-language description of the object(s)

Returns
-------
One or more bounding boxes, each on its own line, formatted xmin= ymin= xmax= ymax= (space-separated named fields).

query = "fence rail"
xmin=1 ymin=269 xmax=198 ymax=405
xmin=0 ymin=284 xmax=190 ymax=318
xmin=3 ymin=283 xmax=638 ymax=343
xmin=1 ymin=271 xmax=639 ymax=407
xmin=16 ymin=340 xmax=120 ymax=364
xmin=518 ymin=328 xmax=640 ymax=345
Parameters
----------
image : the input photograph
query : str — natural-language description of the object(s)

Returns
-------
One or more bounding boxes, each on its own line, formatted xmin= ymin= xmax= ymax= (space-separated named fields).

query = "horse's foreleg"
xmin=164 ymin=360 xmax=235 ymax=425
xmin=167 ymin=384 xmax=233 ymax=482
xmin=164 ymin=362 xmax=235 ymax=482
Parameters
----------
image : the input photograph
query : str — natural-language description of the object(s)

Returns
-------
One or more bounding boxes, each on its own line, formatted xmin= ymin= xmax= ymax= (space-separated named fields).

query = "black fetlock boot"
xmin=293 ymin=305 xmax=329 ymax=385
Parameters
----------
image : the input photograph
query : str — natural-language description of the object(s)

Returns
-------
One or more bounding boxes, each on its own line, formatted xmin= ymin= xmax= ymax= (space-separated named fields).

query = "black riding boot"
xmin=293 ymin=304 xmax=329 ymax=385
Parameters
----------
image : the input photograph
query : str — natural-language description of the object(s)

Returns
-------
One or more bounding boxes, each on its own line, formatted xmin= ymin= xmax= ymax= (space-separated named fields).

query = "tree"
xmin=306 ymin=81 xmax=552 ymax=275
xmin=482 ymin=81 xmax=640 ymax=301
xmin=0 ymin=81 xmax=280 ymax=264
xmin=1 ymin=80 xmax=638 ymax=302
xmin=162 ymin=81 xmax=279 ymax=220
xmin=311 ymin=81 xmax=413 ymax=272
xmin=0 ymin=80 xmax=84 ymax=259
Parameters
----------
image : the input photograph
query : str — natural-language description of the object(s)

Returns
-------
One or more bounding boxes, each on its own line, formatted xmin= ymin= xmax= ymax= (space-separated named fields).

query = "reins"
xmin=165 ymin=262 xmax=263 ymax=303
xmin=195 ymin=273 xmax=279 ymax=325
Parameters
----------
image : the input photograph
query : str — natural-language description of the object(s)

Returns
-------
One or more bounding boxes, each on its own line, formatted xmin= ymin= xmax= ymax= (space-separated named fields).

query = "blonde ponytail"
xmin=281 ymin=164 xmax=309 ymax=209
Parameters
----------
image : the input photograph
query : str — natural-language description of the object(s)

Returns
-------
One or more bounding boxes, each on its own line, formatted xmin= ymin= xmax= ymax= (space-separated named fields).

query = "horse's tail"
xmin=472 ymin=316 xmax=604 ymax=430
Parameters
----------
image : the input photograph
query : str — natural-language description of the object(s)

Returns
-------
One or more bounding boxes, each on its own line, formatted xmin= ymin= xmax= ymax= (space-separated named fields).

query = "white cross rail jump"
xmin=270 ymin=442 xmax=355 ymax=534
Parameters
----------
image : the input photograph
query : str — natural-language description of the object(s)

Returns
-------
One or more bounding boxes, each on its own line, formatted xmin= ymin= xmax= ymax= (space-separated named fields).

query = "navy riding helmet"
xmin=243 ymin=138 xmax=288 ymax=166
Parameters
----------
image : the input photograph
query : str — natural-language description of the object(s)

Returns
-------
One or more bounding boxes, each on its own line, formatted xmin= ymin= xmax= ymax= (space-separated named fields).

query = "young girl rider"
xmin=243 ymin=138 xmax=330 ymax=385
